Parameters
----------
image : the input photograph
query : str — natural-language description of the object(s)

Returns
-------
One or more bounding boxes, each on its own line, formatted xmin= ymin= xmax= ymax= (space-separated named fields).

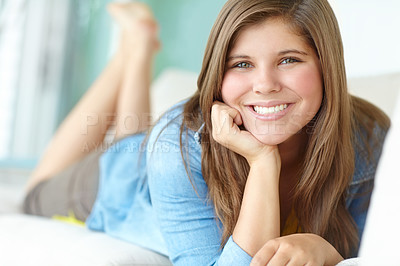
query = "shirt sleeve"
xmin=147 ymin=112 xmax=252 ymax=265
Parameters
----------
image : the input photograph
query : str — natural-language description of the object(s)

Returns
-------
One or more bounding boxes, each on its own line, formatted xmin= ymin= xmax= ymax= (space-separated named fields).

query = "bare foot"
xmin=108 ymin=2 xmax=160 ymax=55
xmin=108 ymin=2 xmax=154 ymax=29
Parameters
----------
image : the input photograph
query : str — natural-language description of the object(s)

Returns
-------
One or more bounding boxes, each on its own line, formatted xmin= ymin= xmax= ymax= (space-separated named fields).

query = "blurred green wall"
xmin=145 ymin=0 xmax=226 ymax=76
xmin=59 ymin=0 xmax=226 ymax=125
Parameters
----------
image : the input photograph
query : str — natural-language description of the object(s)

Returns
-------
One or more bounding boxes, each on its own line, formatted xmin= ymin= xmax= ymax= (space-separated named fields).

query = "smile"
xmin=253 ymin=104 xmax=288 ymax=115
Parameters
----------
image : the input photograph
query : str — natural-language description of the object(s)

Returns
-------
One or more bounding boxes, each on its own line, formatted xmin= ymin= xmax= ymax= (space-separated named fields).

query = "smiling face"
xmin=221 ymin=18 xmax=323 ymax=146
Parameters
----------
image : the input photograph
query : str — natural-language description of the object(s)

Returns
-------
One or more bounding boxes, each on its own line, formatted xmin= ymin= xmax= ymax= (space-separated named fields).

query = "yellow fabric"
xmin=51 ymin=210 xmax=300 ymax=233
xmin=52 ymin=210 xmax=85 ymax=227
xmin=281 ymin=209 xmax=301 ymax=236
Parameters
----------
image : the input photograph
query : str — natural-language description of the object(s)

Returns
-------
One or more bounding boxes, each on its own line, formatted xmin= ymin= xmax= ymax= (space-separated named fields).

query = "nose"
xmin=252 ymin=69 xmax=281 ymax=94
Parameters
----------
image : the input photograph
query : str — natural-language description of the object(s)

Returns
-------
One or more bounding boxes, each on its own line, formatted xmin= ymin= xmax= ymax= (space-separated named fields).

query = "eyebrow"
xmin=226 ymin=55 xmax=251 ymax=62
xmin=278 ymin=49 xmax=308 ymax=56
xmin=226 ymin=49 xmax=309 ymax=62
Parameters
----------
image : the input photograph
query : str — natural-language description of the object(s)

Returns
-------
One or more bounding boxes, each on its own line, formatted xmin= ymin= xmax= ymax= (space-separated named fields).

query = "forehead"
xmin=229 ymin=19 xmax=312 ymax=55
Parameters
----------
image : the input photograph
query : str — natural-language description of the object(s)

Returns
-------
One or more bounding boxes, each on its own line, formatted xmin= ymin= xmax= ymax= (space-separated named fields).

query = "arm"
xmin=211 ymin=102 xmax=281 ymax=255
xmin=233 ymin=160 xmax=280 ymax=255
xmin=211 ymin=102 xmax=343 ymax=265
xmin=147 ymin=109 xmax=252 ymax=265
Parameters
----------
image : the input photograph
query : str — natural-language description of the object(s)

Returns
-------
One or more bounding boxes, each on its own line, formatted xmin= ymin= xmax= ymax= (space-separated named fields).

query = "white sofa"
xmin=0 ymin=69 xmax=399 ymax=265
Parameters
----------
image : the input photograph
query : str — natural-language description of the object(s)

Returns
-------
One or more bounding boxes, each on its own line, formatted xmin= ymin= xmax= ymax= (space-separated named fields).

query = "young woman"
xmin=24 ymin=0 xmax=389 ymax=265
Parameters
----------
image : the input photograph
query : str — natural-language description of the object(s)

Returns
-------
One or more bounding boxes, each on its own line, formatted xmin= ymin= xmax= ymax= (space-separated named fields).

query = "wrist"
xmin=318 ymin=235 xmax=344 ymax=265
xmin=248 ymin=148 xmax=281 ymax=173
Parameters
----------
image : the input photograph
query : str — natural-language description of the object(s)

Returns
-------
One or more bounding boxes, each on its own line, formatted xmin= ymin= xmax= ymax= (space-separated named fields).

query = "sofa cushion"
xmin=0 ymin=214 xmax=172 ymax=266
xmin=150 ymin=68 xmax=198 ymax=120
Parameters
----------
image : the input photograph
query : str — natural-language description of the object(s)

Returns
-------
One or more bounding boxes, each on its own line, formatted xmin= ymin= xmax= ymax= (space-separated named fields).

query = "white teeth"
xmin=253 ymin=104 xmax=288 ymax=115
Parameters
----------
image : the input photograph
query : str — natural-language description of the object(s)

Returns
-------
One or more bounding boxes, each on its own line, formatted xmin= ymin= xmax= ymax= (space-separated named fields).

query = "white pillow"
xmin=150 ymin=68 xmax=198 ymax=120
xmin=348 ymin=72 xmax=400 ymax=119
xmin=0 ymin=214 xmax=172 ymax=266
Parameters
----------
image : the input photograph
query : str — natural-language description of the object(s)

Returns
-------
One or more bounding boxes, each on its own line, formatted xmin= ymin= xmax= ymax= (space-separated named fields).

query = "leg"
xmin=25 ymin=2 xmax=159 ymax=192
xmin=110 ymin=2 xmax=160 ymax=138
xmin=26 ymin=50 xmax=122 ymax=192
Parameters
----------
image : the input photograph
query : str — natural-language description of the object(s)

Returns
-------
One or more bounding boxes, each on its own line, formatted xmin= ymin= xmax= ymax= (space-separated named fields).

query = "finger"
xmin=212 ymin=101 xmax=240 ymax=119
xmin=286 ymin=257 xmax=308 ymax=266
xmin=303 ymin=259 xmax=320 ymax=266
xmin=250 ymin=241 xmax=278 ymax=266
xmin=212 ymin=110 xmax=237 ymax=144
xmin=266 ymin=252 xmax=290 ymax=266
xmin=214 ymin=103 xmax=241 ymax=130
xmin=211 ymin=102 xmax=241 ymax=139
xmin=213 ymin=101 xmax=243 ymax=126
xmin=285 ymin=251 xmax=310 ymax=266
xmin=232 ymin=109 xmax=242 ymax=126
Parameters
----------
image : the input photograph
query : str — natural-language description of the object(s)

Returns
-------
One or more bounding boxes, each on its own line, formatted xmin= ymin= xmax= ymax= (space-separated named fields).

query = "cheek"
xmin=221 ymin=72 xmax=248 ymax=106
xmin=289 ymin=66 xmax=323 ymax=106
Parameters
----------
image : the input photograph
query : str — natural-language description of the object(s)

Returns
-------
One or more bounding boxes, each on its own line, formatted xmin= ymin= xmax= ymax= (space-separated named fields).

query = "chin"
xmin=251 ymin=132 xmax=290 ymax=146
xmin=244 ymin=121 xmax=291 ymax=146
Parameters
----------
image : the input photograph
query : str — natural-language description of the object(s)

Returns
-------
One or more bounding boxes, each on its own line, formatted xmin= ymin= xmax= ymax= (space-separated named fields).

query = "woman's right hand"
xmin=211 ymin=101 xmax=280 ymax=167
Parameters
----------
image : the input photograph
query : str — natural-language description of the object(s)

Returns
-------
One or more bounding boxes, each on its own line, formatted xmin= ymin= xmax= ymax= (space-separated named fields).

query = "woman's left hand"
xmin=250 ymin=233 xmax=344 ymax=266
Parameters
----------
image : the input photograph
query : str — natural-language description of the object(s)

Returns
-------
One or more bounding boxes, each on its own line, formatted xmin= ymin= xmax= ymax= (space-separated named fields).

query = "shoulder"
xmin=146 ymin=100 xmax=206 ymax=195
xmin=149 ymin=100 xmax=186 ymax=140
xmin=351 ymin=119 xmax=388 ymax=186
xmin=350 ymin=96 xmax=390 ymax=185
xmin=346 ymin=114 xmax=388 ymax=222
xmin=148 ymin=99 xmax=202 ymax=154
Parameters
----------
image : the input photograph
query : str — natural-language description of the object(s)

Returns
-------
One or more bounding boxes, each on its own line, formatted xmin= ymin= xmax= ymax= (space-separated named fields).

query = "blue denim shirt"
xmin=86 ymin=101 xmax=386 ymax=265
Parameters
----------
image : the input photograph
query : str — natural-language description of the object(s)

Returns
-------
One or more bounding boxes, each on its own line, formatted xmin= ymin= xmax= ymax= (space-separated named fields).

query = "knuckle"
xmin=211 ymin=103 xmax=219 ymax=112
xmin=219 ymin=109 xmax=230 ymax=117
xmin=296 ymin=247 xmax=307 ymax=257
xmin=267 ymin=238 xmax=279 ymax=247
xmin=279 ymin=241 xmax=294 ymax=253
xmin=211 ymin=105 xmax=222 ymax=116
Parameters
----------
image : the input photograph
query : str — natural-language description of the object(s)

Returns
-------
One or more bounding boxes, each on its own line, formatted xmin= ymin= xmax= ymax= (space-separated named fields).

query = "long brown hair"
xmin=180 ymin=0 xmax=389 ymax=258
